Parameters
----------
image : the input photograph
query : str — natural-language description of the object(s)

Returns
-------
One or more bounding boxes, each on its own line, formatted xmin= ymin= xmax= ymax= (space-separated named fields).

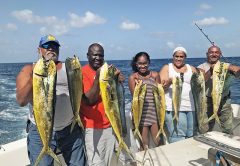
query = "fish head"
xmin=33 ymin=58 xmax=54 ymax=77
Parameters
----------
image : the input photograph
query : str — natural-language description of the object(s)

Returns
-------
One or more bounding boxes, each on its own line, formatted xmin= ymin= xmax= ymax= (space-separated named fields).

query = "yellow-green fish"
xmin=153 ymin=83 xmax=166 ymax=139
xmin=65 ymin=55 xmax=84 ymax=131
xmin=33 ymin=58 xmax=61 ymax=166
xmin=131 ymin=80 xmax=147 ymax=142
xmin=116 ymin=80 xmax=127 ymax=137
xmin=190 ymin=71 xmax=209 ymax=134
xmin=172 ymin=76 xmax=183 ymax=121
xmin=99 ymin=63 xmax=134 ymax=159
xmin=209 ymin=61 xmax=229 ymax=123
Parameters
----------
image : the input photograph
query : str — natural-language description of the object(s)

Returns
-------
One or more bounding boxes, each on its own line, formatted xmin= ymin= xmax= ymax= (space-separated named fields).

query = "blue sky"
xmin=0 ymin=0 xmax=240 ymax=63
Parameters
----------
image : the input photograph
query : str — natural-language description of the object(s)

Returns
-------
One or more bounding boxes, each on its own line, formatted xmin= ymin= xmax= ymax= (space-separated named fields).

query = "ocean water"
xmin=0 ymin=57 xmax=240 ymax=145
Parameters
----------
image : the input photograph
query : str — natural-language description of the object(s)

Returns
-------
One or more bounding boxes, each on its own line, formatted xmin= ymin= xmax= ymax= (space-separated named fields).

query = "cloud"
xmin=40 ymin=24 xmax=69 ymax=36
xmin=120 ymin=20 xmax=140 ymax=30
xmin=166 ymin=42 xmax=184 ymax=50
xmin=12 ymin=9 xmax=69 ymax=35
xmin=195 ymin=3 xmax=212 ymax=15
xmin=5 ymin=23 xmax=18 ymax=31
xmin=69 ymin=11 xmax=106 ymax=28
xmin=224 ymin=42 xmax=237 ymax=48
xmin=149 ymin=32 xmax=175 ymax=38
xmin=166 ymin=42 xmax=176 ymax=49
xmin=109 ymin=44 xmax=123 ymax=51
xmin=194 ymin=17 xmax=229 ymax=26
xmin=199 ymin=3 xmax=212 ymax=10
xmin=11 ymin=9 xmax=106 ymax=36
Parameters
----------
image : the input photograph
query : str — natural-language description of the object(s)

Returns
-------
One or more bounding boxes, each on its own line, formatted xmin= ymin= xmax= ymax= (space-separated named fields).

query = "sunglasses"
xmin=41 ymin=43 xmax=59 ymax=49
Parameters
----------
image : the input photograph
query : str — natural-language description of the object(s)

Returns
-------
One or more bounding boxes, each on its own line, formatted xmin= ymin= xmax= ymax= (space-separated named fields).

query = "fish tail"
xmin=34 ymin=148 xmax=45 ymax=166
xmin=47 ymin=147 xmax=61 ymax=165
xmin=162 ymin=130 xmax=167 ymax=140
xmin=134 ymin=129 xmax=143 ymax=142
xmin=122 ymin=141 xmax=135 ymax=161
xmin=76 ymin=116 xmax=84 ymax=129
xmin=208 ymin=113 xmax=216 ymax=122
xmin=156 ymin=128 xmax=167 ymax=141
xmin=215 ymin=115 xmax=220 ymax=124
xmin=115 ymin=143 xmax=123 ymax=161
xmin=155 ymin=130 xmax=162 ymax=140
xmin=172 ymin=113 xmax=178 ymax=122
xmin=70 ymin=120 xmax=76 ymax=133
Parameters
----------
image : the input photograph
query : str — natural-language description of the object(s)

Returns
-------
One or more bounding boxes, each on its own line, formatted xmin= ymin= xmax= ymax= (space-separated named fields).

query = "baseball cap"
xmin=39 ymin=34 xmax=60 ymax=47
xmin=173 ymin=46 xmax=187 ymax=55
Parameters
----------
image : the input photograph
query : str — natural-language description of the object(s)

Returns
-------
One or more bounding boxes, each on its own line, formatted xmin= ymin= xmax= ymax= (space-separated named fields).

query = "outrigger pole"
xmin=195 ymin=23 xmax=229 ymax=62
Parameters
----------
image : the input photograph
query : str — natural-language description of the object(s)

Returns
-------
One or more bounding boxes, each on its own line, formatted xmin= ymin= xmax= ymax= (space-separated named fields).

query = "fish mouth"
xmin=34 ymin=72 xmax=47 ymax=77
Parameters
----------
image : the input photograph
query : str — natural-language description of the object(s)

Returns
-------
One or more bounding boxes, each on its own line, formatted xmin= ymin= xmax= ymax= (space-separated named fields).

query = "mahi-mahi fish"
xmin=190 ymin=71 xmax=209 ymax=134
xmin=209 ymin=61 xmax=229 ymax=123
xmin=172 ymin=76 xmax=183 ymax=121
xmin=33 ymin=58 xmax=61 ymax=166
xmin=131 ymin=80 xmax=147 ymax=142
xmin=153 ymin=83 xmax=166 ymax=139
xmin=116 ymin=79 xmax=127 ymax=137
xmin=99 ymin=63 xmax=134 ymax=159
xmin=65 ymin=55 xmax=84 ymax=131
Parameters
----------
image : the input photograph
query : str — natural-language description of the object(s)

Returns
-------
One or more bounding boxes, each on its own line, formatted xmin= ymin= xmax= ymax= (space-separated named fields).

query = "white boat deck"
xmin=0 ymin=138 xmax=29 ymax=166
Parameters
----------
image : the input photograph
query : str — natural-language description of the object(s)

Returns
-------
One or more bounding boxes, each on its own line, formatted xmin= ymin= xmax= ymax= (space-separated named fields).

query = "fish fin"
xmin=172 ymin=113 xmax=179 ymax=122
xmin=47 ymin=147 xmax=61 ymax=165
xmin=134 ymin=129 xmax=143 ymax=142
xmin=76 ymin=116 xmax=84 ymax=129
xmin=155 ymin=130 xmax=162 ymax=140
xmin=156 ymin=128 xmax=167 ymax=141
xmin=34 ymin=148 xmax=45 ymax=166
xmin=215 ymin=115 xmax=220 ymax=124
xmin=115 ymin=143 xmax=123 ymax=161
xmin=208 ymin=113 xmax=216 ymax=122
xmin=122 ymin=141 xmax=135 ymax=161
xmin=70 ymin=120 xmax=76 ymax=133
xmin=162 ymin=130 xmax=167 ymax=140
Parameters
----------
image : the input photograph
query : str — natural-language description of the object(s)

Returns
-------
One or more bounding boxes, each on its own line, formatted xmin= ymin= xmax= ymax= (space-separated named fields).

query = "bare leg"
xmin=140 ymin=126 xmax=149 ymax=150
xmin=150 ymin=123 xmax=161 ymax=146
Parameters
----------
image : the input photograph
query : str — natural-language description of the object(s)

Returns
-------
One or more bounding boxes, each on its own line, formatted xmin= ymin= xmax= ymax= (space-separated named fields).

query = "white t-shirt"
xmin=165 ymin=63 xmax=195 ymax=112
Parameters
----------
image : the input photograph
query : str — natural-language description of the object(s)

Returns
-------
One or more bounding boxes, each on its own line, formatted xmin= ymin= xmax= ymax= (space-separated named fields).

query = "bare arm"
xmin=128 ymin=73 xmax=136 ymax=96
xmin=83 ymin=68 xmax=101 ymax=105
xmin=190 ymin=66 xmax=197 ymax=73
xmin=16 ymin=65 xmax=33 ymax=106
xmin=228 ymin=64 xmax=240 ymax=78
xmin=152 ymin=71 xmax=160 ymax=84
xmin=159 ymin=64 xmax=171 ymax=90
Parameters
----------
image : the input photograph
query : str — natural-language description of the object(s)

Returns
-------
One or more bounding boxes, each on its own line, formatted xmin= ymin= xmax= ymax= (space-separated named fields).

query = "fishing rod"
xmin=195 ymin=23 xmax=215 ymax=46
xmin=195 ymin=23 xmax=229 ymax=63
